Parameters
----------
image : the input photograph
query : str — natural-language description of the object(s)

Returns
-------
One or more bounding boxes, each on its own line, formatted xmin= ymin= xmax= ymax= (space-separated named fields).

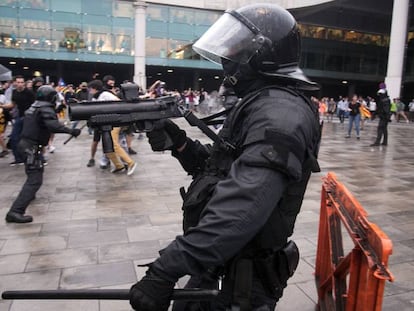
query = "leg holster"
xmin=253 ymin=240 xmax=300 ymax=299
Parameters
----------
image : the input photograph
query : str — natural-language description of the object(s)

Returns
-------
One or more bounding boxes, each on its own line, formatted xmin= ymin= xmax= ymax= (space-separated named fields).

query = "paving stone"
xmin=60 ymin=262 xmax=137 ymax=289
xmin=99 ymin=241 xmax=160 ymax=263
xmin=68 ymin=230 xmax=129 ymax=248
xmin=0 ymin=119 xmax=413 ymax=310
xmin=0 ymin=253 xmax=29 ymax=275
xmin=26 ymin=247 xmax=98 ymax=271
xmin=0 ymin=235 xmax=67 ymax=255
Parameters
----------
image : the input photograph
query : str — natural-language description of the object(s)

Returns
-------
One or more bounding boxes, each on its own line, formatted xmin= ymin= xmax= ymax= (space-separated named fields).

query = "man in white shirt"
xmin=337 ymin=96 xmax=349 ymax=123
xmin=87 ymin=80 xmax=137 ymax=175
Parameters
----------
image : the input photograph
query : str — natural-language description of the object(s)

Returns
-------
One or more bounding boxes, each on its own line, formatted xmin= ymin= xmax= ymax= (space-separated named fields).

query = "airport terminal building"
xmin=0 ymin=0 xmax=412 ymax=100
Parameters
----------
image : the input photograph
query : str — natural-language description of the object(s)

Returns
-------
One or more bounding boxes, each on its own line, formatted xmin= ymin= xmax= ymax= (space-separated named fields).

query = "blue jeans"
xmin=10 ymin=117 xmax=24 ymax=162
xmin=348 ymin=114 xmax=361 ymax=137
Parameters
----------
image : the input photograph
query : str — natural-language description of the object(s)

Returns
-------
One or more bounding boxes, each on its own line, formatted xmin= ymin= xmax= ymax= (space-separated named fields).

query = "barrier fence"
xmin=315 ymin=172 xmax=394 ymax=311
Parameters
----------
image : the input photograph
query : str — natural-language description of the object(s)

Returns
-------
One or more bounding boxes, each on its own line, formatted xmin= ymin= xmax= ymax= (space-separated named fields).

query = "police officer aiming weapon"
xmin=66 ymin=83 xmax=227 ymax=152
xmin=2 ymin=4 xmax=322 ymax=310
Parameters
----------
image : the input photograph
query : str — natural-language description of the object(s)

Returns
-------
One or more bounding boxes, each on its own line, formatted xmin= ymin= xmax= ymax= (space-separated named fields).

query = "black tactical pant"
xmin=9 ymin=145 xmax=43 ymax=215
xmin=374 ymin=118 xmax=389 ymax=145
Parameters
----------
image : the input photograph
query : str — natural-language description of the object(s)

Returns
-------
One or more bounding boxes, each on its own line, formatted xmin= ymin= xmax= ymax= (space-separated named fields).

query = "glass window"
xmin=325 ymin=54 xmax=343 ymax=71
xmin=147 ymin=5 xmax=168 ymax=22
xmin=167 ymin=40 xmax=197 ymax=60
xmin=147 ymin=20 xmax=168 ymax=38
xmin=18 ymin=0 xmax=49 ymax=9
xmin=194 ymin=10 xmax=220 ymax=26
xmin=113 ymin=17 xmax=133 ymax=35
xmin=344 ymin=55 xmax=360 ymax=73
xmin=305 ymin=52 xmax=324 ymax=70
xmin=22 ymin=28 xmax=52 ymax=51
xmin=169 ymin=23 xmax=194 ymax=40
xmin=146 ymin=38 xmax=167 ymax=57
xmin=0 ymin=24 xmax=19 ymax=48
xmin=20 ymin=8 xmax=50 ymax=21
xmin=170 ymin=7 xmax=194 ymax=24
xmin=55 ymin=27 xmax=86 ymax=52
xmin=0 ymin=0 xmax=18 ymax=6
xmin=82 ymin=0 xmax=112 ymax=16
xmin=113 ymin=0 xmax=134 ymax=18
xmin=326 ymin=29 xmax=344 ymax=41
xmin=114 ymin=34 xmax=131 ymax=54
xmin=83 ymin=32 xmax=112 ymax=53
xmin=52 ymin=12 xmax=81 ymax=30
xmin=50 ymin=0 xmax=81 ymax=13
xmin=83 ymin=14 xmax=110 ymax=26
xmin=0 ymin=6 xmax=18 ymax=18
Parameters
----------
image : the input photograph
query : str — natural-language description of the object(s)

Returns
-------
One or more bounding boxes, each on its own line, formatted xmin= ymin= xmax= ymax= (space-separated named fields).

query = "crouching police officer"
xmin=5 ymin=85 xmax=81 ymax=223
xmin=130 ymin=3 xmax=321 ymax=310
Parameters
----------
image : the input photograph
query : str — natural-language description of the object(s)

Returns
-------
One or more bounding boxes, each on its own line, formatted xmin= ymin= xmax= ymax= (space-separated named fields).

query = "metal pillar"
xmin=133 ymin=1 xmax=147 ymax=91
xmin=385 ymin=0 xmax=410 ymax=99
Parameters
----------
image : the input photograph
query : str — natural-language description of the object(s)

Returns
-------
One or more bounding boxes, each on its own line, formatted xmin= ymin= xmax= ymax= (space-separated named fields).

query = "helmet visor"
xmin=193 ymin=12 xmax=264 ymax=65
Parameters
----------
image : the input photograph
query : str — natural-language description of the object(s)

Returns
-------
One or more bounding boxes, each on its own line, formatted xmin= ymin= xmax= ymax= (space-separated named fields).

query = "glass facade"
xmin=0 ymin=0 xmax=409 ymax=88
xmin=0 ymin=0 xmax=135 ymax=60
xmin=0 ymin=0 xmax=220 ymax=65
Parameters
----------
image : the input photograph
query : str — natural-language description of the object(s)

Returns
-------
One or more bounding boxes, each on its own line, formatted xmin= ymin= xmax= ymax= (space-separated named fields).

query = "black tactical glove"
xmin=129 ymin=268 xmax=175 ymax=311
xmin=71 ymin=128 xmax=81 ymax=137
xmin=146 ymin=119 xmax=186 ymax=151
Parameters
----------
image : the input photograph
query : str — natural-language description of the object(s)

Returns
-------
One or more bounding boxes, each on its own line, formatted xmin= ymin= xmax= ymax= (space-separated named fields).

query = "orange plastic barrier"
xmin=315 ymin=172 xmax=394 ymax=311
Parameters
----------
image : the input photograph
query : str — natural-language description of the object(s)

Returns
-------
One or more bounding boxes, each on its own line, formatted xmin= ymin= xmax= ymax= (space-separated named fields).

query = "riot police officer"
xmin=370 ymin=83 xmax=391 ymax=146
xmin=129 ymin=4 xmax=321 ymax=310
xmin=5 ymin=85 xmax=81 ymax=223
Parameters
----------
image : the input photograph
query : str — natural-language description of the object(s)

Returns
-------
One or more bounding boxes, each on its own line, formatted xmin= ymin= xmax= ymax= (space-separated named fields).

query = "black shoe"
xmin=111 ymin=166 xmax=126 ymax=173
xmin=370 ymin=143 xmax=380 ymax=146
xmin=5 ymin=212 xmax=33 ymax=223
xmin=87 ymin=159 xmax=95 ymax=167
xmin=128 ymin=148 xmax=137 ymax=155
xmin=0 ymin=150 xmax=9 ymax=157
xmin=381 ymin=143 xmax=387 ymax=146
xmin=10 ymin=161 xmax=24 ymax=166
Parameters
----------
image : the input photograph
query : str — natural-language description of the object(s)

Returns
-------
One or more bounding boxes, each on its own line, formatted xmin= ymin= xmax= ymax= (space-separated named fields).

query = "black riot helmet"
xmin=36 ymin=85 xmax=58 ymax=105
xmin=193 ymin=3 xmax=318 ymax=92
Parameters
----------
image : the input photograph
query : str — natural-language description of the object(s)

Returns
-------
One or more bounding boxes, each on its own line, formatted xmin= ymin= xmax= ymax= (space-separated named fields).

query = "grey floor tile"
xmin=26 ymin=247 xmax=98 ymax=271
xmin=9 ymin=300 xmax=98 ymax=311
xmin=0 ymin=235 xmax=67 ymax=255
xmin=127 ymin=224 xmax=182 ymax=242
xmin=60 ymin=261 xmax=137 ymax=289
xmin=0 ymin=253 xmax=29 ymax=275
xmin=0 ymin=119 xmax=413 ymax=310
xmin=98 ymin=241 xmax=160 ymax=263
xmin=68 ymin=230 xmax=129 ymax=248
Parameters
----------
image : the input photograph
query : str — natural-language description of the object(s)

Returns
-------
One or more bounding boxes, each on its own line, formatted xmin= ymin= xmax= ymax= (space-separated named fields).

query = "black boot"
xmin=5 ymin=212 xmax=33 ymax=223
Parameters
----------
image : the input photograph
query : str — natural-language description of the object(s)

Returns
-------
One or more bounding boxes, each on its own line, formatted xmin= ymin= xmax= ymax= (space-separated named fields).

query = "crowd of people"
xmin=314 ymin=93 xmax=414 ymax=124
xmin=0 ymin=3 xmax=407 ymax=310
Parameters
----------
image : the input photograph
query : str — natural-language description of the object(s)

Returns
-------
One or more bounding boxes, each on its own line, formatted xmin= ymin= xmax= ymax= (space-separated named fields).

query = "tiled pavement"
xmin=0 ymin=117 xmax=414 ymax=311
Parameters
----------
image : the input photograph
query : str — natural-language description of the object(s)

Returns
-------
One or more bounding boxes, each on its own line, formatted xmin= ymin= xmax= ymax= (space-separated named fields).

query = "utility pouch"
xmin=253 ymin=240 xmax=299 ymax=299
xmin=182 ymin=174 xmax=222 ymax=233
xmin=25 ymin=146 xmax=42 ymax=170
xmin=26 ymin=148 xmax=35 ymax=166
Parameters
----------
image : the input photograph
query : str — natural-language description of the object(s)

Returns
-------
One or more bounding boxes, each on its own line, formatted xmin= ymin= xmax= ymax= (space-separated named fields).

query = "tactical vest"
xmin=21 ymin=101 xmax=54 ymax=146
xmin=182 ymin=85 xmax=321 ymax=252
